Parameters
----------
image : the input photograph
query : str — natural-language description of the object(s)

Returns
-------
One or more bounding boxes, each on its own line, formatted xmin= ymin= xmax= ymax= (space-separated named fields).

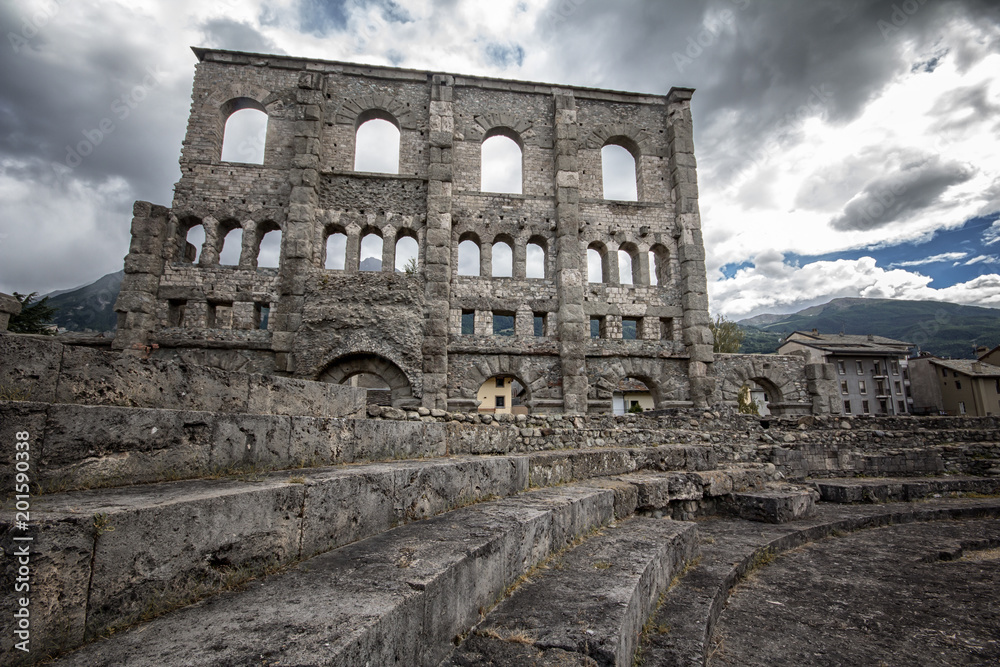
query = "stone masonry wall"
xmin=112 ymin=49 xmax=716 ymax=414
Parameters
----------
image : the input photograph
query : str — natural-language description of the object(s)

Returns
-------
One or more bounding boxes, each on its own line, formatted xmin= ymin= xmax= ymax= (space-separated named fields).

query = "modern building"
xmin=777 ymin=331 xmax=913 ymax=415
xmin=909 ymin=351 xmax=1000 ymax=416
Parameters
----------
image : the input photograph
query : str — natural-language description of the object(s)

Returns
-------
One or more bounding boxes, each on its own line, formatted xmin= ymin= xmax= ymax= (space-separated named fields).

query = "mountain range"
xmin=737 ymin=297 xmax=1000 ymax=359
xmin=44 ymin=270 xmax=123 ymax=333
xmin=28 ymin=274 xmax=1000 ymax=359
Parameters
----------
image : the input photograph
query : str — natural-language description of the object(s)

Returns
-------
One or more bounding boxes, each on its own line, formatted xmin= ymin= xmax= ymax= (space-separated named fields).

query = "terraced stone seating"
xmin=4 ymin=441 xmax=772 ymax=665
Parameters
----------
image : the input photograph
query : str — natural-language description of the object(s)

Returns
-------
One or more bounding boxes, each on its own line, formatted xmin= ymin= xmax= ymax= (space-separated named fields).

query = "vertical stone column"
xmin=422 ymin=74 xmax=455 ymax=409
xmin=112 ymin=201 xmax=171 ymax=353
xmin=553 ymin=91 xmax=588 ymax=413
xmin=270 ymin=71 xmax=325 ymax=375
xmin=666 ymin=88 xmax=715 ymax=408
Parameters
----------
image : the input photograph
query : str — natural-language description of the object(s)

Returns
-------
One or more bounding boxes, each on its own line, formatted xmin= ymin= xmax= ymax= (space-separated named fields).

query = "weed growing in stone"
xmin=0 ymin=383 xmax=31 ymax=401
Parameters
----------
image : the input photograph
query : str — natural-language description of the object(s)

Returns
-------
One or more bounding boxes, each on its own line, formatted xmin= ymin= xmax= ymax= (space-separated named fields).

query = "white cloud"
xmin=985 ymin=220 xmax=1000 ymax=245
xmin=711 ymin=253 xmax=1000 ymax=319
xmin=963 ymin=255 xmax=1000 ymax=266
xmin=890 ymin=252 xmax=968 ymax=268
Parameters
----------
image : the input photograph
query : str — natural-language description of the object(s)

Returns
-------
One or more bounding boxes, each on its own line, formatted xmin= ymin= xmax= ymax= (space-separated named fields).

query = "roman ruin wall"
xmin=112 ymin=49 xmax=716 ymax=414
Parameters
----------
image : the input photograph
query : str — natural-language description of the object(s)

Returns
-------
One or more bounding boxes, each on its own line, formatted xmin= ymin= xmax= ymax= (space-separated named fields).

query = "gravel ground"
xmin=709 ymin=518 xmax=1000 ymax=666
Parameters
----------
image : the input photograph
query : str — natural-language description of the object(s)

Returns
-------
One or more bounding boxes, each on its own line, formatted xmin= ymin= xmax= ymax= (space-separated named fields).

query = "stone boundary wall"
xmin=0 ymin=334 xmax=365 ymax=419
xmin=5 ymin=390 xmax=997 ymax=493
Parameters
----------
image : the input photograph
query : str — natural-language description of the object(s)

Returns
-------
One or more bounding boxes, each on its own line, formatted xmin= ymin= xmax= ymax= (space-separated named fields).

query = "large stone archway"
xmin=714 ymin=354 xmax=813 ymax=416
xmin=317 ymin=353 xmax=416 ymax=408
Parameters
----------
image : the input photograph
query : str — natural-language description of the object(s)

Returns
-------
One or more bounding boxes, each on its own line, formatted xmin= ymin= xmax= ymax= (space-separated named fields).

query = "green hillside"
xmin=736 ymin=298 xmax=1000 ymax=359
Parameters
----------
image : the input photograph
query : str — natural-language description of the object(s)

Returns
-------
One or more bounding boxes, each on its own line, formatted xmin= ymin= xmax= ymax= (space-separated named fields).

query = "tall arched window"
xmin=325 ymin=231 xmax=347 ymax=270
xmin=354 ymin=113 xmax=400 ymax=174
xmin=587 ymin=245 xmax=606 ymax=283
xmin=219 ymin=226 xmax=243 ymax=266
xmin=257 ymin=228 xmax=281 ymax=268
xmin=395 ymin=234 xmax=418 ymax=273
xmin=526 ymin=240 xmax=546 ymax=279
xmin=458 ymin=238 xmax=481 ymax=276
xmin=492 ymin=239 xmax=513 ymax=277
xmin=481 ymin=131 xmax=523 ymax=194
xmin=601 ymin=141 xmax=638 ymax=201
xmin=360 ymin=232 xmax=384 ymax=271
xmin=220 ymin=99 xmax=268 ymax=164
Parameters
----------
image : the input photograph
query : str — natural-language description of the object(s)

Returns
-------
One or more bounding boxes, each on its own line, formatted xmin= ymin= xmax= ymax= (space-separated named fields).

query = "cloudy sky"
xmin=1 ymin=0 xmax=999 ymax=319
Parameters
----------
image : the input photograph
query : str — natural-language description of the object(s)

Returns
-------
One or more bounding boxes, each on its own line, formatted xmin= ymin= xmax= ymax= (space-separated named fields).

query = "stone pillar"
xmin=515 ymin=304 xmax=534 ymax=336
xmin=0 ymin=292 xmax=22 ymax=332
xmin=422 ymin=74 xmax=455 ymax=409
xmin=112 ymin=201 xmax=171 ymax=353
xmin=270 ymin=71 xmax=326 ymax=375
xmin=382 ymin=228 xmax=397 ymax=273
xmin=513 ymin=242 xmax=526 ymax=279
xmin=240 ymin=220 xmax=258 ymax=269
xmin=553 ymin=90 xmax=588 ymax=414
xmin=667 ymin=88 xmax=715 ymax=408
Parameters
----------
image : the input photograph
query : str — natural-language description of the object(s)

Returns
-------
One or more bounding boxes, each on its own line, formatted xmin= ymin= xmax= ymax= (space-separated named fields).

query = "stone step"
xmin=813 ymin=475 xmax=1000 ymax=503
xmin=1 ymin=454 xmax=529 ymax=661
xmin=636 ymin=498 xmax=1000 ymax=666
xmin=47 ymin=485 xmax=618 ymax=667
xmin=4 ymin=445 xmax=750 ymax=662
xmin=726 ymin=483 xmax=819 ymax=523
xmin=444 ymin=516 xmax=699 ymax=666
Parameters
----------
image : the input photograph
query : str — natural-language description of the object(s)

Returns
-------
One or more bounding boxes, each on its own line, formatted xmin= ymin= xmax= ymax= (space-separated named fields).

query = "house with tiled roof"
xmin=777 ymin=330 xmax=913 ymax=416
xmin=909 ymin=350 xmax=1000 ymax=416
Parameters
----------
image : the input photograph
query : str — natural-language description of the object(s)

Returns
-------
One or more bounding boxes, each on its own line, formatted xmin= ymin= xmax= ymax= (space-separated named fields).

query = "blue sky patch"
xmin=783 ymin=213 xmax=1000 ymax=288
xmin=484 ymin=42 xmax=525 ymax=68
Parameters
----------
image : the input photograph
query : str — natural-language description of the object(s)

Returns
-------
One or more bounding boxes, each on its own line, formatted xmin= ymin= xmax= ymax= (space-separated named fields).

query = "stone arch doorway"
xmin=317 ymin=353 xmax=415 ymax=408
xmin=743 ymin=376 xmax=782 ymax=416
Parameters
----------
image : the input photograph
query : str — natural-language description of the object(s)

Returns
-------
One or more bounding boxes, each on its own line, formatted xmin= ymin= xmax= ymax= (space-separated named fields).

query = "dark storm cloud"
xmin=200 ymin=18 xmax=286 ymax=54
xmin=0 ymin=3 xmax=189 ymax=204
xmin=829 ymin=156 xmax=975 ymax=231
xmin=536 ymin=0 xmax=1000 ymax=181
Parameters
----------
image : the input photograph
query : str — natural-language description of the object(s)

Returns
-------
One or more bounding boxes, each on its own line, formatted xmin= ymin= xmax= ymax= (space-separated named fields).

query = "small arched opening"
xmin=491 ymin=236 xmax=514 ymax=277
xmin=255 ymin=223 xmax=282 ymax=269
xmin=458 ymin=234 xmax=481 ymax=276
xmin=324 ymin=228 xmax=347 ymax=270
xmin=359 ymin=230 xmax=384 ymax=271
xmin=526 ymin=237 xmax=546 ymax=279
xmin=394 ymin=232 xmax=419 ymax=273
xmin=218 ymin=221 xmax=243 ymax=266
xmin=587 ymin=243 xmax=609 ymax=283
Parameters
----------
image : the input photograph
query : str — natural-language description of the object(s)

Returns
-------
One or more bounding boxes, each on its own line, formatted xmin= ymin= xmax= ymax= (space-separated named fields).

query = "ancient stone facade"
xmin=113 ymin=48 xmax=715 ymax=413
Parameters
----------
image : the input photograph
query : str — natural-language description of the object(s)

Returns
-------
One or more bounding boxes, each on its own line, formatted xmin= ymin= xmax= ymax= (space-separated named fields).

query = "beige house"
xmin=476 ymin=376 xmax=527 ymax=415
xmin=778 ymin=331 xmax=913 ymax=416
xmin=909 ymin=350 xmax=1000 ymax=416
